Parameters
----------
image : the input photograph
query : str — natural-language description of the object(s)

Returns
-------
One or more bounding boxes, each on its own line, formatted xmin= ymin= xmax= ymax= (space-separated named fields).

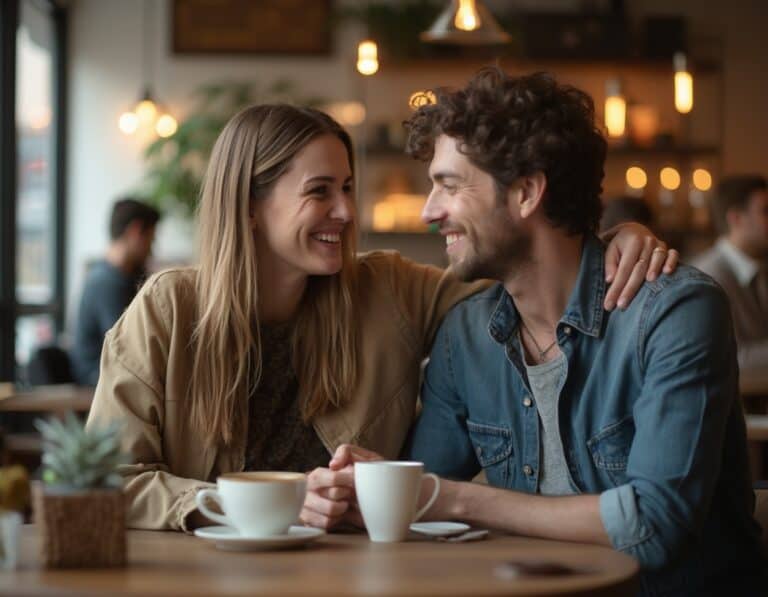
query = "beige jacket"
xmin=86 ymin=251 xmax=488 ymax=531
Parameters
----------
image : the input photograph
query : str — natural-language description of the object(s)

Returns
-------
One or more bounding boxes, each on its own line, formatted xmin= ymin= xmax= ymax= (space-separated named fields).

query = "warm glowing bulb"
xmin=605 ymin=96 xmax=626 ymax=137
xmin=675 ymin=72 xmax=693 ymax=113
xmin=357 ymin=40 xmax=379 ymax=76
xmin=693 ymin=168 xmax=712 ymax=191
xmin=118 ymin=111 xmax=139 ymax=135
xmin=155 ymin=114 xmax=178 ymax=138
xmin=455 ymin=0 xmax=481 ymax=32
xmin=626 ymin=166 xmax=647 ymax=189
xmin=135 ymin=99 xmax=157 ymax=124
xmin=660 ymin=167 xmax=681 ymax=190
xmin=674 ymin=53 xmax=693 ymax=114
xmin=409 ymin=90 xmax=436 ymax=110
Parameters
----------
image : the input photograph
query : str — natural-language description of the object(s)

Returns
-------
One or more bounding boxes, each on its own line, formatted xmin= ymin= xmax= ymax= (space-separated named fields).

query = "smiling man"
xmin=334 ymin=68 xmax=765 ymax=595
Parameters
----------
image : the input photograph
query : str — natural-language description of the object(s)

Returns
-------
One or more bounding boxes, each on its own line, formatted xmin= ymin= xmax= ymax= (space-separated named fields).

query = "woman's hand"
xmin=300 ymin=445 xmax=384 ymax=530
xmin=300 ymin=466 xmax=355 ymax=529
xmin=601 ymin=223 xmax=679 ymax=311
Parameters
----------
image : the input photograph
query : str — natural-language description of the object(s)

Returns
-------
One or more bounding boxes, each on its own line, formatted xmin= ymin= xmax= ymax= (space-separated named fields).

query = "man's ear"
xmin=512 ymin=172 xmax=547 ymax=220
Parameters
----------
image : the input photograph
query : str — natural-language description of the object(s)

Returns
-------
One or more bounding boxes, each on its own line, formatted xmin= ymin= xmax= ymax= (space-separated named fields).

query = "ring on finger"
xmin=652 ymin=247 xmax=667 ymax=255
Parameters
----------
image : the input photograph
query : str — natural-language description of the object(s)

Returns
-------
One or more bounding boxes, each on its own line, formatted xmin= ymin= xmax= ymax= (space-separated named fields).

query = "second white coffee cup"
xmin=354 ymin=461 xmax=440 ymax=543
xmin=195 ymin=471 xmax=306 ymax=538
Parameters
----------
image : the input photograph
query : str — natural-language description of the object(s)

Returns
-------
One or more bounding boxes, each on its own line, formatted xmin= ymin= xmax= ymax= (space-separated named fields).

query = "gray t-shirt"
xmin=523 ymin=350 xmax=575 ymax=496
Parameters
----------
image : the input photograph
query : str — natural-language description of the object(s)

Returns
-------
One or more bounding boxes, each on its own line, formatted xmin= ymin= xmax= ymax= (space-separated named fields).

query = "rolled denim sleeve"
xmin=599 ymin=277 xmax=739 ymax=570
xmin=403 ymin=317 xmax=481 ymax=480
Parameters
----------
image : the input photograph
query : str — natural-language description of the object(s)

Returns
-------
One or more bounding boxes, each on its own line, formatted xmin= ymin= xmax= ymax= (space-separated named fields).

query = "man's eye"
xmin=342 ymin=184 xmax=353 ymax=194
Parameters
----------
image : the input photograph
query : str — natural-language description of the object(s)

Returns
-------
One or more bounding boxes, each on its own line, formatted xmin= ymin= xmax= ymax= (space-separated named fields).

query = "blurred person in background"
xmin=71 ymin=198 xmax=160 ymax=385
xmin=693 ymin=175 xmax=768 ymax=373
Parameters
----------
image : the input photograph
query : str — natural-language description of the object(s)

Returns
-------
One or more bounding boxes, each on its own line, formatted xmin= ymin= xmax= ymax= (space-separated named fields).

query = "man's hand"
xmin=299 ymin=466 xmax=354 ymax=529
xmin=329 ymin=444 xmax=384 ymax=470
xmin=300 ymin=445 xmax=384 ymax=530
xmin=601 ymin=222 xmax=679 ymax=311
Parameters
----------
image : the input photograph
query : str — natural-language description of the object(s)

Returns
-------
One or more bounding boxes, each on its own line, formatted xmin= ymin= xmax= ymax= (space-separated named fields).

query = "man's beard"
xmin=451 ymin=211 xmax=531 ymax=282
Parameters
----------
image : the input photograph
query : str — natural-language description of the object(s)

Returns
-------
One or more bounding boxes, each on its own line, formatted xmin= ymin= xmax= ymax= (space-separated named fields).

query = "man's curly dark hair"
xmin=405 ymin=67 xmax=606 ymax=236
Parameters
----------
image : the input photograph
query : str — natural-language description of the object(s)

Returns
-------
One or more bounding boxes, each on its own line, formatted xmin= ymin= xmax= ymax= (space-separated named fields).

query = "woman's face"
xmin=252 ymin=134 xmax=354 ymax=279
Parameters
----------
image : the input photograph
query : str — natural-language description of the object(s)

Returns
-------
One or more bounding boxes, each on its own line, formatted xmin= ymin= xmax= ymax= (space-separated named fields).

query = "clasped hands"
xmin=300 ymin=444 xmax=384 ymax=529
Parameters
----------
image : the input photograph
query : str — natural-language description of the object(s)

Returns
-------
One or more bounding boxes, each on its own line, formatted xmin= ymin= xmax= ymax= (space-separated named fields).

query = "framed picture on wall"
xmin=172 ymin=0 xmax=333 ymax=55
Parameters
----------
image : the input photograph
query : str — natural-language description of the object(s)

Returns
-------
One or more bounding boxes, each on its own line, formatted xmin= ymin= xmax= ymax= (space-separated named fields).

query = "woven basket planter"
xmin=33 ymin=483 xmax=126 ymax=568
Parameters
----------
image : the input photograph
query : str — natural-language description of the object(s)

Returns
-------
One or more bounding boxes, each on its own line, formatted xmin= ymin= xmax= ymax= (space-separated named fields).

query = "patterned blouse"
xmin=244 ymin=322 xmax=330 ymax=473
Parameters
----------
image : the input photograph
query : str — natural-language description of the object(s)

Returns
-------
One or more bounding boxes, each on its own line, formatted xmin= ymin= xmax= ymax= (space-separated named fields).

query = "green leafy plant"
xmin=141 ymin=79 xmax=325 ymax=218
xmin=35 ymin=413 xmax=127 ymax=491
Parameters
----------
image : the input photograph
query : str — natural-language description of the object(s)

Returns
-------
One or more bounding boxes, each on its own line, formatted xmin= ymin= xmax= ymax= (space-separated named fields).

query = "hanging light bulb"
xmin=135 ymin=88 xmax=158 ymax=125
xmin=118 ymin=112 xmax=139 ymax=135
xmin=625 ymin=166 xmax=647 ymax=190
xmin=454 ymin=0 xmax=480 ymax=31
xmin=660 ymin=167 xmax=681 ymax=190
xmin=421 ymin=0 xmax=510 ymax=45
xmin=155 ymin=113 xmax=178 ymax=138
xmin=357 ymin=40 xmax=379 ymax=76
xmin=692 ymin=168 xmax=712 ymax=191
xmin=604 ymin=79 xmax=626 ymax=138
xmin=674 ymin=53 xmax=693 ymax=114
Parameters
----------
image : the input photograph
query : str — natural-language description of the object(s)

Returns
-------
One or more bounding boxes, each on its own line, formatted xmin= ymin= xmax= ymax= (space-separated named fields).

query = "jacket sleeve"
xmin=599 ymin=278 xmax=739 ymax=570
xmin=86 ymin=275 xmax=214 ymax=532
xmin=379 ymin=252 xmax=490 ymax=356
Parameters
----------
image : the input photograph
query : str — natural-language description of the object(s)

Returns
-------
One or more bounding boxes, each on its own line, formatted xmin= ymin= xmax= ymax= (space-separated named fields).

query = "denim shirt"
xmin=406 ymin=235 xmax=765 ymax=596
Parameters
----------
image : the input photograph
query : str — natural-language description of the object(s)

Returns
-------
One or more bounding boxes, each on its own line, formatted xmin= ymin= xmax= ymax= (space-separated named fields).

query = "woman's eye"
xmin=342 ymin=184 xmax=353 ymax=194
xmin=308 ymin=186 xmax=328 ymax=196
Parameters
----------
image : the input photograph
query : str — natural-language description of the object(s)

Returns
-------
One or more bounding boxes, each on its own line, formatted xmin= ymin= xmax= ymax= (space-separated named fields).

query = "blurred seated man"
xmin=693 ymin=175 xmax=768 ymax=373
xmin=71 ymin=198 xmax=159 ymax=385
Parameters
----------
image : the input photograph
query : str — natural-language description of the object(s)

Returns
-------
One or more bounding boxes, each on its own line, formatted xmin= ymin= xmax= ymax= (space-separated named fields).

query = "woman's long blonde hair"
xmin=189 ymin=104 xmax=359 ymax=448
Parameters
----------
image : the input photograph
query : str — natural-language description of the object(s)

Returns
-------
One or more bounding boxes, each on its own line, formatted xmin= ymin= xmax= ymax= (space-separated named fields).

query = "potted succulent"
xmin=33 ymin=413 xmax=128 ymax=568
xmin=0 ymin=465 xmax=30 ymax=570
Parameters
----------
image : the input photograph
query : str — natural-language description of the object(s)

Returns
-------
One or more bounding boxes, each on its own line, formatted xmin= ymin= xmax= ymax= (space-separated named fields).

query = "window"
xmin=0 ymin=0 xmax=67 ymax=382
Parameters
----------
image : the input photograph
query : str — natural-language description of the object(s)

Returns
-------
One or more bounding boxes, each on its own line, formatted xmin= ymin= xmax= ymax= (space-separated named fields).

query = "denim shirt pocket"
xmin=587 ymin=415 xmax=635 ymax=487
xmin=467 ymin=420 xmax=514 ymax=487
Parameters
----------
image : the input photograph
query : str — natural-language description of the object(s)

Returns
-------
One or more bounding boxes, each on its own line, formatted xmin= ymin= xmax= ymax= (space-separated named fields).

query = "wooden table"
xmin=0 ymin=385 xmax=93 ymax=416
xmin=3 ymin=526 xmax=639 ymax=596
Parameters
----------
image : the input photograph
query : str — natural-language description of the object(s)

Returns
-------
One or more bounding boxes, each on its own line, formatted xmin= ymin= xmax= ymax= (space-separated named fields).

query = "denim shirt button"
xmin=523 ymin=397 xmax=533 ymax=407
xmin=523 ymin=464 xmax=534 ymax=476
xmin=563 ymin=325 xmax=573 ymax=335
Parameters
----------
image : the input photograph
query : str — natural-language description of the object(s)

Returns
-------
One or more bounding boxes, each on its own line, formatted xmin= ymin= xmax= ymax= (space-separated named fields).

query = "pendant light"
xmin=118 ymin=0 xmax=177 ymax=137
xmin=421 ymin=0 xmax=511 ymax=45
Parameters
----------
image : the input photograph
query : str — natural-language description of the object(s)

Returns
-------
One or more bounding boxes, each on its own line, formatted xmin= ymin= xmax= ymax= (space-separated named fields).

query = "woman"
xmin=86 ymin=104 xmax=676 ymax=532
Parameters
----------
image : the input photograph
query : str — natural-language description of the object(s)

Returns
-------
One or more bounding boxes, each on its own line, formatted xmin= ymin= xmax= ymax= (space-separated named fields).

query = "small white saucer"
xmin=194 ymin=525 xmax=325 ymax=551
xmin=409 ymin=522 xmax=471 ymax=537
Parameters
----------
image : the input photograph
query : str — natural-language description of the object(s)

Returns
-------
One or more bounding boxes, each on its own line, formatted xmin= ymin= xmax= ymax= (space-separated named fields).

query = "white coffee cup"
xmin=354 ymin=461 xmax=440 ymax=543
xmin=195 ymin=472 xmax=307 ymax=538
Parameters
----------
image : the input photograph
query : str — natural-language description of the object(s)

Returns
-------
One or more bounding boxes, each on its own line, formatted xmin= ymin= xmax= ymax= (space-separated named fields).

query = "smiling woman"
xmin=85 ymin=102 xmax=676 ymax=533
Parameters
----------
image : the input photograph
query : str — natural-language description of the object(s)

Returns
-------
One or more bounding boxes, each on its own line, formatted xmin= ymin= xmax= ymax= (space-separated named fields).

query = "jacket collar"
xmin=488 ymin=234 xmax=607 ymax=343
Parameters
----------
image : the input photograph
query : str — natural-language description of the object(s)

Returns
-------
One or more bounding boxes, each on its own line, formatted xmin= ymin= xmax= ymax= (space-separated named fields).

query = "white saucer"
xmin=409 ymin=522 xmax=471 ymax=537
xmin=194 ymin=525 xmax=325 ymax=551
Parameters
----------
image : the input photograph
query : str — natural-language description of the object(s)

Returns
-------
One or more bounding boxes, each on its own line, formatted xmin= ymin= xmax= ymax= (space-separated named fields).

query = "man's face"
xmin=731 ymin=190 xmax=768 ymax=258
xmin=126 ymin=222 xmax=155 ymax=269
xmin=420 ymin=135 xmax=530 ymax=281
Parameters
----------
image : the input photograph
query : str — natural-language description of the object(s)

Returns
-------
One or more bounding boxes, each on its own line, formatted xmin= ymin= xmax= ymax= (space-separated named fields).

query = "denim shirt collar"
xmin=488 ymin=234 xmax=607 ymax=344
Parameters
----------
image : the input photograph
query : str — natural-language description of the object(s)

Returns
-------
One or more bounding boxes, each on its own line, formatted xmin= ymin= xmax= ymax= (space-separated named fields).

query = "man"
xmin=329 ymin=69 xmax=765 ymax=595
xmin=71 ymin=198 xmax=159 ymax=385
xmin=693 ymin=175 xmax=768 ymax=373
